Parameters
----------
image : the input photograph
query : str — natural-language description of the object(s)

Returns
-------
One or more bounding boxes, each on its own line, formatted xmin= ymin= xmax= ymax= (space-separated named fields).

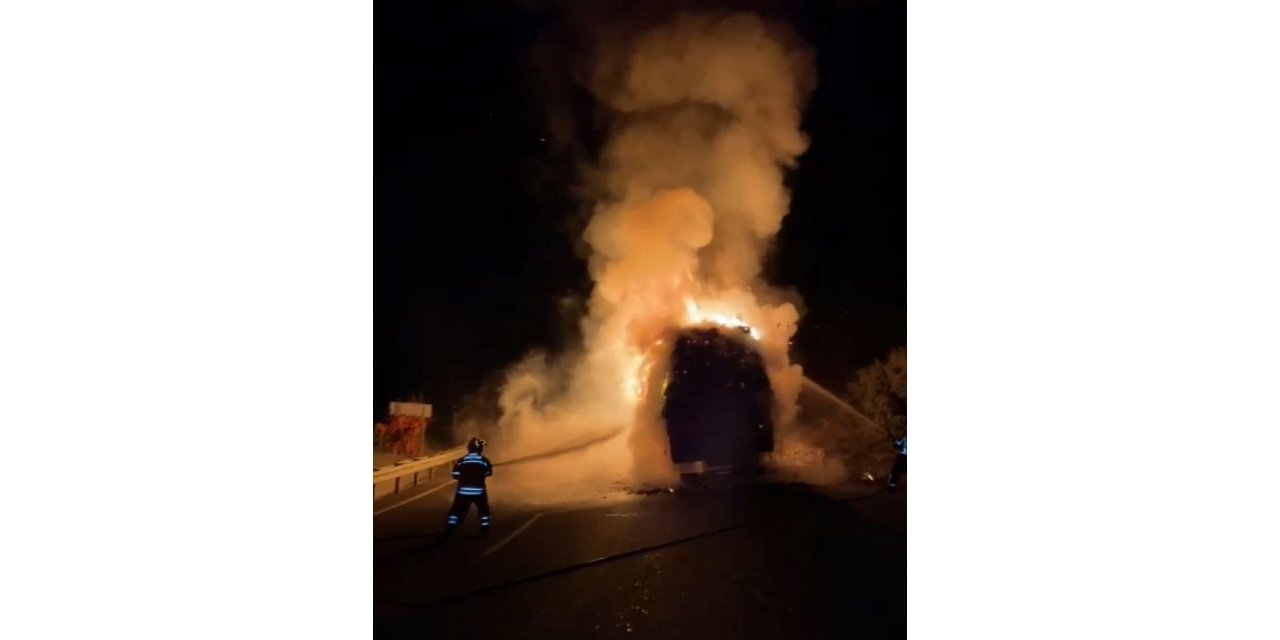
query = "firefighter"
xmin=887 ymin=433 xmax=906 ymax=493
xmin=445 ymin=437 xmax=493 ymax=534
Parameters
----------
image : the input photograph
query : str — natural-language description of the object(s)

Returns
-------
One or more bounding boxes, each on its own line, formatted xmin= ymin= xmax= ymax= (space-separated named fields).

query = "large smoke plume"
xmin=471 ymin=10 xmax=818 ymax=497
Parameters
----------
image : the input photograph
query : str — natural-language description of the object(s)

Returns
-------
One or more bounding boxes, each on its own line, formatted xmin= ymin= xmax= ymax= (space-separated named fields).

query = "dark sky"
xmin=376 ymin=0 xmax=904 ymax=424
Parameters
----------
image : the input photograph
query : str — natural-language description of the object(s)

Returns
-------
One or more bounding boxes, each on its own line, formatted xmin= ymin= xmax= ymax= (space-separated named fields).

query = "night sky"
xmin=376 ymin=0 xmax=904 ymax=425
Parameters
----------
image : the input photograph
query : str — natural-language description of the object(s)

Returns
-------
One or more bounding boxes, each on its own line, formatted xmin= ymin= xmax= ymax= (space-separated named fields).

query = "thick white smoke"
xmin=477 ymin=11 xmax=818 ymax=495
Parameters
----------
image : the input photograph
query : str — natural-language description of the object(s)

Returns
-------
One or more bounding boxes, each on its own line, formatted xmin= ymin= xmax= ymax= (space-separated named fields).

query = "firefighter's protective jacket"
xmin=451 ymin=451 xmax=493 ymax=496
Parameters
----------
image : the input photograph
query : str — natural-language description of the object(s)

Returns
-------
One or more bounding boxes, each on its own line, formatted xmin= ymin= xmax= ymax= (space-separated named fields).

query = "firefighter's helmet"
xmin=468 ymin=437 xmax=486 ymax=454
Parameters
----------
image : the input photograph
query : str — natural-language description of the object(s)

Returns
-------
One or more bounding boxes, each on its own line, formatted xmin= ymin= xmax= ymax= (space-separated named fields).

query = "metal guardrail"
xmin=373 ymin=444 xmax=467 ymax=500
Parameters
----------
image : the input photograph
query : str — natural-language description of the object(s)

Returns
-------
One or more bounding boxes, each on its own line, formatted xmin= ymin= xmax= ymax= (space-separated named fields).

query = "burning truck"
xmin=661 ymin=325 xmax=775 ymax=480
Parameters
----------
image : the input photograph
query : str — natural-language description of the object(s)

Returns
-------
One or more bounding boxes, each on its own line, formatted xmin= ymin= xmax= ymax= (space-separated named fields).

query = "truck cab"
xmin=662 ymin=327 xmax=774 ymax=481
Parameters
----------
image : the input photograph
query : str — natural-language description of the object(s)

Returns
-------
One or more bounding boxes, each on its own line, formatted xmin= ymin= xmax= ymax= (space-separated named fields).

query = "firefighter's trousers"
xmin=445 ymin=489 xmax=490 ymax=529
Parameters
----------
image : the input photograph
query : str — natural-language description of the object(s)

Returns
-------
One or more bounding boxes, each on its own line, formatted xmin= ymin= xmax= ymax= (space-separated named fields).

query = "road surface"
xmin=374 ymin=473 xmax=905 ymax=639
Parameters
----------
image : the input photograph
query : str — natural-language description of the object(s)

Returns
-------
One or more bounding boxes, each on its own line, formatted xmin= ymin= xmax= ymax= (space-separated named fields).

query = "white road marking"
xmin=373 ymin=480 xmax=454 ymax=516
xmin=483 ymin=513 xmax=544 ymax=556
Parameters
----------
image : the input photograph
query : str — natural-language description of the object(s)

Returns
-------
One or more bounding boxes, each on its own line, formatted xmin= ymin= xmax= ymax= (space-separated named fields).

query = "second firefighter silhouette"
xmin=887 ymin=435 xmax=907 ymax=493
xmin=445 ymin=437 xmax=493 ymax=533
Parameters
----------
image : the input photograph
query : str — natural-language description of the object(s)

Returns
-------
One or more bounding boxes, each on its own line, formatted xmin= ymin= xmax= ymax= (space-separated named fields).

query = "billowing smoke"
xmin=472 ymin=10 xmax=818 ymax=497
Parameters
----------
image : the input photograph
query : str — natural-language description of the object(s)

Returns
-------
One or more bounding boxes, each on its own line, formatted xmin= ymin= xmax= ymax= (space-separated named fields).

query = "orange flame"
xmin=682 ymin=298 xmax=761 ymax=340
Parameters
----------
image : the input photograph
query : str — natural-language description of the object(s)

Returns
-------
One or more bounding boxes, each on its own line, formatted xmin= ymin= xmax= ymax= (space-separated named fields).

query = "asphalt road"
xmin=373 ymin=469 xmax=905 ymax=639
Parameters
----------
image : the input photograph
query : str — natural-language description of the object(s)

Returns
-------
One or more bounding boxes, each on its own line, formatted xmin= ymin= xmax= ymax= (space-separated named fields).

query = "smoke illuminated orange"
xmin=469 ymin=11 xmax=822 ymax=494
